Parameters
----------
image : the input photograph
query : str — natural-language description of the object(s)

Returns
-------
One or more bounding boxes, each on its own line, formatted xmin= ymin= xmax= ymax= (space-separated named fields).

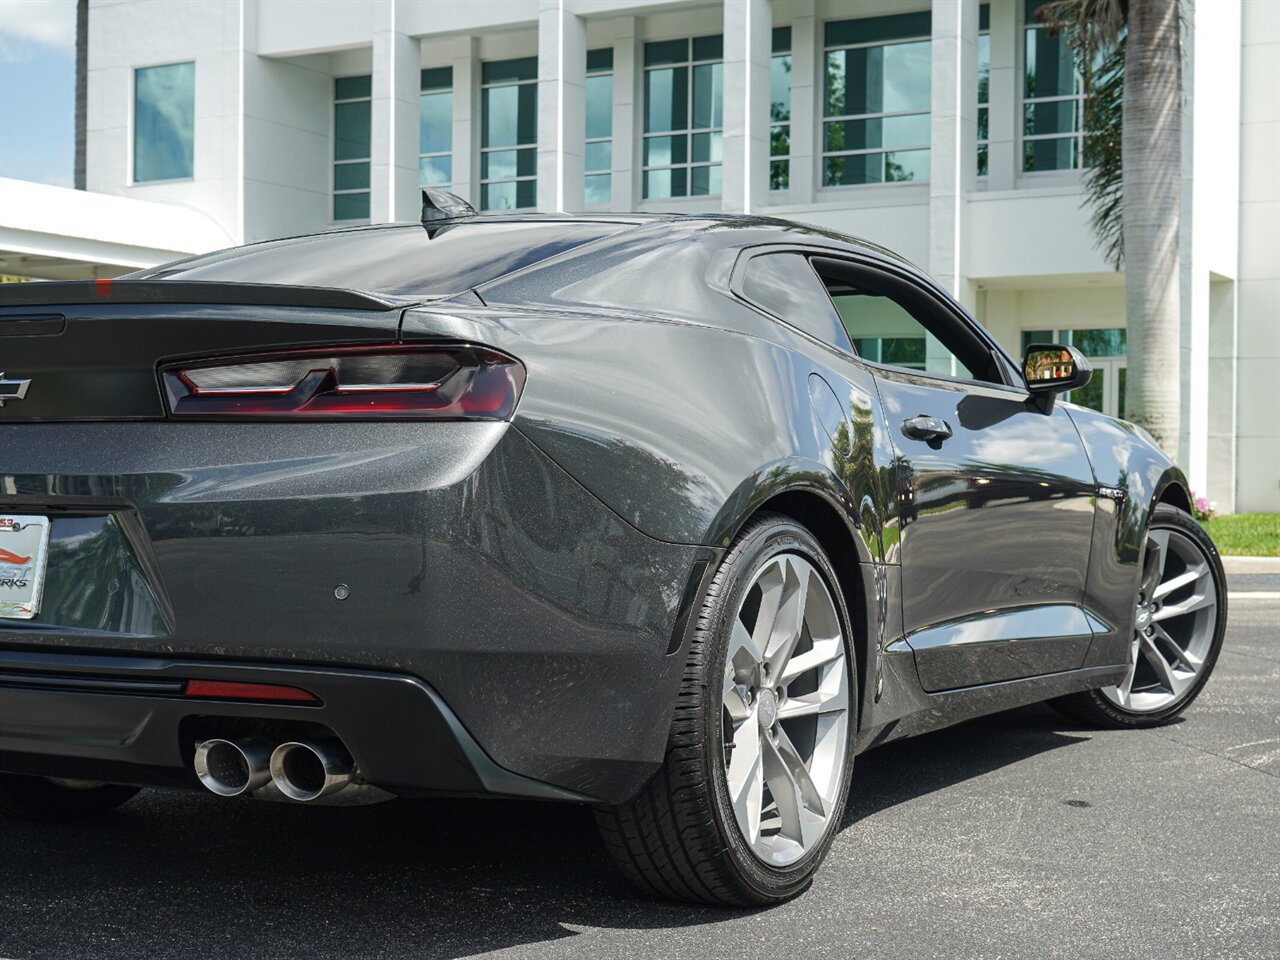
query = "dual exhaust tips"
xmin=194 ymin=738 xmax=362 ymax=803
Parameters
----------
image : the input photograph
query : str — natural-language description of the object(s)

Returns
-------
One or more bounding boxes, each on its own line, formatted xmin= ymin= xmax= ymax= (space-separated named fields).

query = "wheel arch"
xmin=1155 ymin=475 xmax=1193 ymax=514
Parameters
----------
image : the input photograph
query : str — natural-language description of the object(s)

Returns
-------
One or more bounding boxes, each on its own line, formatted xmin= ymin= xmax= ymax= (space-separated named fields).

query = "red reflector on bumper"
xmin=183 ymin=679 xmax=319 ymax=703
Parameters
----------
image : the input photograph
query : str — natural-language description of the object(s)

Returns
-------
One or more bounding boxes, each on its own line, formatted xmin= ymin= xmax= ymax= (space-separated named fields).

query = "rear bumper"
xmin=0 ymin=649 xmax=591 ymax=801
xmin=0 ymin=423 xmax=708 ymax=803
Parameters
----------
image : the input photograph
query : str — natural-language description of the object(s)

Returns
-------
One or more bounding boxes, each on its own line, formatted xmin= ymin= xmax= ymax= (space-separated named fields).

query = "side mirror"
xmin=1022 ymin=343 xmax=1092 ymax=412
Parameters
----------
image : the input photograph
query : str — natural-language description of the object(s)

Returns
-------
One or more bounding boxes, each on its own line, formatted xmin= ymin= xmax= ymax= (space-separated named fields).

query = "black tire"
xmin=1050 ymin=503 xmax=1227 ymax=728
xmin=595 ymin=513 xmax=857 ymax=906
xmin=0 ymin=773 xmax=141 ymax=821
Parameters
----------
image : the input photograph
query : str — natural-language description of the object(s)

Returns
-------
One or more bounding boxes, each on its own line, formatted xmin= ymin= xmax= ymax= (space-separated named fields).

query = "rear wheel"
xmin=1052 ymin=504 xmax=1226 ymax=728
xmin=0 ymin=774 xmax=141 ymax=821
xmin=595 ymin=514 xmax=856 ymax=906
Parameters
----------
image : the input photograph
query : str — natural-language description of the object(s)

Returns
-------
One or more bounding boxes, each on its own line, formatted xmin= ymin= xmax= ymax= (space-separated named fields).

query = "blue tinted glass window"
xmin=1023 ymin=1 xmax=1084 ymax=171
xmin=134 ymin=62 xmax=195 ymax=182
xmin=642 ymin=36 xmax=722 ymax=199
xmin=333 ymin=75 xmax=371 ymax=220
xmin=823 ymin=16 xmax=931 ymax=187
xmin=420 ymin=68 xmax=453 ymax=189
xmin=482 ymin=58 xmax=538 ymax=210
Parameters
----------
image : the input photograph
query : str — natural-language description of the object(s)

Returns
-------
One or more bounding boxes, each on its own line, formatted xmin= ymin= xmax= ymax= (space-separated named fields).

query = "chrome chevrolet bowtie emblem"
xmin=0 ymin=373 xmax=31 ymax=406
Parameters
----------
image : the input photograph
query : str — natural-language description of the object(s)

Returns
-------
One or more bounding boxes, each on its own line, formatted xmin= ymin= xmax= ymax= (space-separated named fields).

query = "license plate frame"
xmin=0 ymin=515 xmax=52 ymax=620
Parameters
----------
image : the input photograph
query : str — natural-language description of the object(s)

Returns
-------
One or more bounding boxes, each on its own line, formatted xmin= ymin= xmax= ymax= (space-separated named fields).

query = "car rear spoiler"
xmin=0 ymin=280 xmax=401 ymax=312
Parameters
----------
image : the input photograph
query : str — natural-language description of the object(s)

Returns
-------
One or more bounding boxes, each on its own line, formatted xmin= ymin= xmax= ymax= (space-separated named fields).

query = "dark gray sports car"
xmin=0 ymin=192 xmax=1226 ymax=905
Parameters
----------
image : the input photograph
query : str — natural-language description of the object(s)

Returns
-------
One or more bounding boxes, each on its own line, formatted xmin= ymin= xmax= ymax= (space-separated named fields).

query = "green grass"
xmin=1202 ymin=513 xmax=1280 ymax=557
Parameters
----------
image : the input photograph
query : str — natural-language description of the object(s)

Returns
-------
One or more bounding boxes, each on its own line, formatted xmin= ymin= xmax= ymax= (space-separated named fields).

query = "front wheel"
xmin=595 ymin=514 xmax=857 ymax=906
xmin=1052 ymin=503 xmax=1227 ymax=728
xmin=0 ymin=773 xmax=141 ymax=821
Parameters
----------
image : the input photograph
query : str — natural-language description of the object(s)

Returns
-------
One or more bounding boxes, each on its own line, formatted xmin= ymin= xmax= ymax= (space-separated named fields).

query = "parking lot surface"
xmin=1 ymin=571 xmax=1276 ymax=960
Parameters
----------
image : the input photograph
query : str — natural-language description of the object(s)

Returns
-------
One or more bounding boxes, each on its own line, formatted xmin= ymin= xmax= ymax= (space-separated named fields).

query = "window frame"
xmin=640 ymin=34 xmax=725 ymax=200
xmin=1019 ymin=0 xmax=1086 ymax=175
xmin=419 ymin=67 xmax=454 ymax=191
xmin=480 ymin=56 xmax=539 ymax=211
xmin=131 ymin=59 xmax=196 ymax=185
xmin=977 ymin=4 xmax=990 ymax=177
xmin=332 ymin=73 xmax=372 ymax=223
xmin=770 ymin=26 xmax=792 ymax=193
xmin=821 ymin=15 xmax=933 ymax=189
xmin=585 ymin=48 xmax=614 ymax=207
xmin=729 ymin=244 xmax=1023 ymax=391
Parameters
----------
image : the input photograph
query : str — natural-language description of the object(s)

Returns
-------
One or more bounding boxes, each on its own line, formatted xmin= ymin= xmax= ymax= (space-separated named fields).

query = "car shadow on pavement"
xmin=0 ymin=704 xmax=1092 ymax=960
xmin=843 ymin=702 xmax=1094 ymax=826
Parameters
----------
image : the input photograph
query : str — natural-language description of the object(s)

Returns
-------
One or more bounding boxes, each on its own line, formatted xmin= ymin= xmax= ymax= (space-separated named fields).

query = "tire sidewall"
xmin=699 ymin=517 xmax=858 ymax=900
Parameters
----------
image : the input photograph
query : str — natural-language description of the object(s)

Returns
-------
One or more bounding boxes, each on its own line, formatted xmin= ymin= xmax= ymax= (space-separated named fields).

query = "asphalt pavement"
xmin=0 ymin=569 xmax=1276 ymax=960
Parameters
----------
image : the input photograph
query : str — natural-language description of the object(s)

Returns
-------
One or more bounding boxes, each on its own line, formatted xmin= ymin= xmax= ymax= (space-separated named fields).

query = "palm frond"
xmin=1082 ymin=36 xmax=1125 ymax=268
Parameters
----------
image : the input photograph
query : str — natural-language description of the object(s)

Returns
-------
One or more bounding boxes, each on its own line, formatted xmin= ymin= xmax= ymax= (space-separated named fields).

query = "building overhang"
xmin=0 ymin=178 xmax=235 ymax=281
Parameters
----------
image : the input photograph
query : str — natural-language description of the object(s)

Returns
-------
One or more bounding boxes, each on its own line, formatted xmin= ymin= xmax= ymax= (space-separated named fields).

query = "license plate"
xmin=0 ymin=515 xmax=52 ymax=620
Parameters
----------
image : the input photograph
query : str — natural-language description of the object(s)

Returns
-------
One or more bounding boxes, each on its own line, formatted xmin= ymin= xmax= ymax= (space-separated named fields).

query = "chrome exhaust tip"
xmin=269 ymin=740 xmax=352 ymax=802
xmin=193 ymin=739 xmax=273 ymax=797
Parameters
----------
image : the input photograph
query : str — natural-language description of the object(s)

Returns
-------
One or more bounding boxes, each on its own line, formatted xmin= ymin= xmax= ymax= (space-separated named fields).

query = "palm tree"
xmin=1041 ymin=0 xmax=1183 ymax=452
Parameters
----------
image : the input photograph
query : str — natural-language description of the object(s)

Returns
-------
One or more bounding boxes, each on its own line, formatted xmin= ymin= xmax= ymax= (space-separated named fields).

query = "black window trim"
xmin=730 ymin=242 xmax=1026 ymax=393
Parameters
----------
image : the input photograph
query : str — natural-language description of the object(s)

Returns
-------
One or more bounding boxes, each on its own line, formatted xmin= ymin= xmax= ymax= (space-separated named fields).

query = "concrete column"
xmin=448 ymin=36 xmax=479 ymax=207
xmin=985 ymin=0 xmax=1017 ymax=191
xmin=722 ymin=0 xmax=772 ymax=213
xmin=371 ymin=0 xmax=421 ymax=222
xmin=788 ymin=0 xmax=817 ymax=204
xmin=928 ymin=0 xmax=980 ymax=302
xmin=1182 ymin=0 xmax=1243 ymax=498
xmin=537 ymin=0 xmax=586 ymax=213
xmin=612 ymin=17 xmax=637 ymax=211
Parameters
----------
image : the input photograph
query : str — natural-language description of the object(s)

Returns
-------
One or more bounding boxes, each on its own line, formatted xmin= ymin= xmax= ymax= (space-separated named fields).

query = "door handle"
xmin=901 ymin=414 xmax=953 ymax=442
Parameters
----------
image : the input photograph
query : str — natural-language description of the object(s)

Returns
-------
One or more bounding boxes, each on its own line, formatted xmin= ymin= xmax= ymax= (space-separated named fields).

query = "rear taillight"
xmin=161 ymin=344 xmax=524 ymax=420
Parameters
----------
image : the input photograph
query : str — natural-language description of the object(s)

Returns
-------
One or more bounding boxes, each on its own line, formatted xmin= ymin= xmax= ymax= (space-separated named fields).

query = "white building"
xmin=1 ymin=0 xmax=1276 ymax=512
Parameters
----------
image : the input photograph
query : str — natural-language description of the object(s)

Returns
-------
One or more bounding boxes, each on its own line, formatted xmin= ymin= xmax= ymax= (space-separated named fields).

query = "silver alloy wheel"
xmin=721 ymin=553 xmax=849 ymax=866
xmin=1102 ymin=526 xmax=1220 ymax=713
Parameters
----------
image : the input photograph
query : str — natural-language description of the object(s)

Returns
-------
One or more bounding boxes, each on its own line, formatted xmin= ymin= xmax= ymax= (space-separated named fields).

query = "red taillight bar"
xmin=160 ymin=343 xmax=525 ymax=421
xmin=184 ymin=679 xmax=320 ymax=704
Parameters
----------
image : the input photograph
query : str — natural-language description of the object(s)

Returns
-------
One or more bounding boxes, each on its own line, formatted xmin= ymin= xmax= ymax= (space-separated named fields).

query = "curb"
xmin=1222 ymin=556 xmax=1280 ymax=574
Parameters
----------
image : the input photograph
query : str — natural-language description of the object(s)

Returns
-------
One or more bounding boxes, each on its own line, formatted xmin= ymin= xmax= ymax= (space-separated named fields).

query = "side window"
xmin=741 ymin=252 xmax=853 ymax=351
xmin=812 ymin=258 xmax=1001 ymax=384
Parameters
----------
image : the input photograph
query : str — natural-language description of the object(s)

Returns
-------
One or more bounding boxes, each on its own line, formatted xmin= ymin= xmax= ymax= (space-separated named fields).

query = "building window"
xmin=1023 ymin=0 xmax=1083 ymax=171
xmin=420 ymin=67 xmax=453 ymax=189
xmin=823 ymin=11 xmax=932 ymax=186
xmin=585 ymin=48 xmax=613 ymax=206
xmin=642 ymin=35 xmax=723 ymax=199
xmin=481 ymin=56 xmax=538 ymax=210
xmin=134 ymin=62 xmax=195 ymax=182
xmin=333 ymin=75 xmax=371 ymax=221
xmin=770 ymin=27 xmax=791 ymax=191
xmin=977 ymin=4 xmax=990 ymax=175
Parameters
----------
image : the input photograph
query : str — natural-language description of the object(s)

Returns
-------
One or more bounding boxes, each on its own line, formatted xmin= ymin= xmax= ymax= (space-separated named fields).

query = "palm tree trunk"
xmin=1122 ymin=0 xmax=1182 ymax=451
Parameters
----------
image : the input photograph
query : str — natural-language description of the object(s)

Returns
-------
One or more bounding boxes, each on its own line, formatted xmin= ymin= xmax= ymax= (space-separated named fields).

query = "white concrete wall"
xmin=86 ymin=0 xmax=244 ymax=242
xmin=1235 ymin=0 xmax=1280 ymax=513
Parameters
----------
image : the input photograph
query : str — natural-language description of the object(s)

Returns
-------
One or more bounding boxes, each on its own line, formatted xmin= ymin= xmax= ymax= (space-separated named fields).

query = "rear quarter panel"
xmin=403 ymin=301 xmax=897 ymax=565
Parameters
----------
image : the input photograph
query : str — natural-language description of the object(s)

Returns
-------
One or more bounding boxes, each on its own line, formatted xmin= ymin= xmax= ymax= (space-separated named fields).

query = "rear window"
xmin=133 ymin=221 xmax=626 ymax=298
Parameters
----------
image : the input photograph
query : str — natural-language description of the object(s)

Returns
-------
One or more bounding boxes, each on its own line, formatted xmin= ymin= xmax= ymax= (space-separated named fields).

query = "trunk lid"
xmin=0 ymin=281 xmax=403 ymax=421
